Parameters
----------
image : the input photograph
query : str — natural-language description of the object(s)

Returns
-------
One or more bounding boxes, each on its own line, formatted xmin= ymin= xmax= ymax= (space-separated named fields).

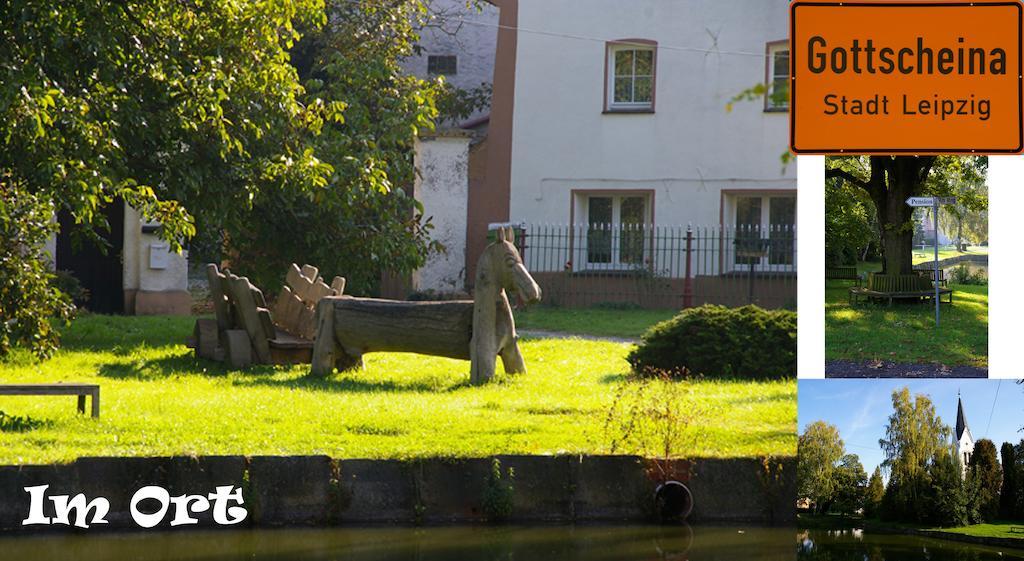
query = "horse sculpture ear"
xmin=496 ymin=227 xmax=506 ymax=242
xmin=506 ymin=226 xmax=515 ymax=244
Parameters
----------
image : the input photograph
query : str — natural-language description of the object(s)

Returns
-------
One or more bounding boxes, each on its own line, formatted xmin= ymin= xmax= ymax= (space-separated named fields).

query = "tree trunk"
xmin=866 ymin=157 xmax=926 ymax=275
xmin=330 ymin=297 xmax=475 ymax=360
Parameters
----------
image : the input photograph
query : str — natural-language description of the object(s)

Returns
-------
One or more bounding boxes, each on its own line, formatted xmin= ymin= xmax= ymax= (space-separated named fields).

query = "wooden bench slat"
xmin=0 ymin=384 xmax=99 ymax=395
xmin=0 ymin=384 xmax=100 ymax=418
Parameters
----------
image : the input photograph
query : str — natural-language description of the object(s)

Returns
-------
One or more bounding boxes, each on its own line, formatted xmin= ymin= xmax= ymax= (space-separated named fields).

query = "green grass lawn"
xmin=912 ymin=245 xmax=988 ymax=265
xmin=0 ymin=315 xmax=795 ymax=465
xmin=800 ymin=515 xmax=1024 ymax=541
xmin=931 ymin=522 xmax=1024 ymax=539
xmin=825 ymin=282 xmax=988 ymax=366
xmin=514 ymin=306 xmax=676 ymax=339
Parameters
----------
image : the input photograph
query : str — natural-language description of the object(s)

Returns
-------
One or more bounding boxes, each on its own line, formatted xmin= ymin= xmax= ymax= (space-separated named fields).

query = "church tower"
xmin=954 ymin=394 xmax=974 ymax=478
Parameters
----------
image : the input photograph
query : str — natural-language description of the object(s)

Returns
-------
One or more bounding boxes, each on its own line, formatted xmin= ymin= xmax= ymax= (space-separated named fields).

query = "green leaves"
xmin=1 ymin=0 xmax=330 ymax=356
xmin=0 ymin=180 xmax=75 ymax=359
xmin=223 ymin=0 xmax=443 ymax=294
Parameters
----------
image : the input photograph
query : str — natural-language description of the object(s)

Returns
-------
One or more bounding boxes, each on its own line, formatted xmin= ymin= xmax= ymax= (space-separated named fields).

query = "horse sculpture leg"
xmin=469 ymin=335 xmax=497 ymax=385
xmin=497 ymin=292 xmax=527 ymax=374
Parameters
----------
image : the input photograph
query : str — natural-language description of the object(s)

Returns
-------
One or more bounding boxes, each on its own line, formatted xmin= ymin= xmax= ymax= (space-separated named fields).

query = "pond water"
xmin=0 ymin=525 xmax=795 ymax=561
xmin=798 ymin=528 xmax=1024 ymax=561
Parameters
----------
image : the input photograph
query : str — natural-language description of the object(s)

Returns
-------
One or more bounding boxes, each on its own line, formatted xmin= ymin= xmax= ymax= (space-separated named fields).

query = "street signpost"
xmin=906 ymin=196 xmax=957 ymax=327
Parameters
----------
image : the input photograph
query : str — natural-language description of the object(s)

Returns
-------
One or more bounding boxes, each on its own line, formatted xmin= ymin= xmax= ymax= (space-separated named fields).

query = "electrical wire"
xmin=340 ymin=0 xmax=775 ymax=59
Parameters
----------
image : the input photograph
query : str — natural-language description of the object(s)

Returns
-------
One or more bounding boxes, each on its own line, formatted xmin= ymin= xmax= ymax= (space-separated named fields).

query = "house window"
xmin=731 ymin=194 xmax=795 ymax=268
xmin=428 ymin=55 xmax=457 ymax=75
xmin=581 ymin=193 xmax=651 ymax=268
xmin=765 ymin=42 xmax=789 ymax=112
xmin=606 ymin=42 xmax=656 ymax=112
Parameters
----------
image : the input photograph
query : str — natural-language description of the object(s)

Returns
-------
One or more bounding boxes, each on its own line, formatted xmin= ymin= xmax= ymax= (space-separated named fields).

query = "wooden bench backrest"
xmin=272 ymin=264 xmax=345 ymax=340
xmin=206 ymin=264 xmax=233 ymax=331
xmin=207 ymin=263 xmax=345 ymax=345
xmin=825 ymin=267 xmax=858 ymax=279
xmin=868 ymin=273 xmax=934 ymax=292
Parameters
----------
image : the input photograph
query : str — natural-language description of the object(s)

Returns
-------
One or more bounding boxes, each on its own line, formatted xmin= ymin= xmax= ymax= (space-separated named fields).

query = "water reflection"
xmin=0 ymin=525 xmax=796 ymax=561
xmin=798 ymin=528 xmax=1024 ymax=561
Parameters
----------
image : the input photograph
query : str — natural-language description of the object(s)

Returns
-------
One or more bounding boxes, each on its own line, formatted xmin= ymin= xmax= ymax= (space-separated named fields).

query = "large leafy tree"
xmin=1 ymin=0 xmax=335 ymax=356
xmin=1001 ymin=441 xmax=1018 ymax=519
xmin=863 ymin=466 xmax=885 ymax=519
xmin=829 ymin=454 xmax=868 ymax=517
xmin=940 ymin=182 xmax=988 ymax=247
xmin=929 ymin=446 xmax=973 ymax=527
xmin=878 ymin=387 xmax=951 ymax=520
xmin=967 ymin=439 xmax=1002 ymax=522
xmin=227 ymin=0 xmax=445 ymax=292
xmin=798 ymin=420 xmax=845 ymax=513
xmin=825 ymin=157 xmax=987 ymax=275
xmin=825 ymin=177 xmax=876 ymax=266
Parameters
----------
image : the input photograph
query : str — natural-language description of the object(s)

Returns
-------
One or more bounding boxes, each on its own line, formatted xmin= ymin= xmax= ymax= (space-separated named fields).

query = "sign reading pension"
xmin=790 ymin=1 xmax=1023 ymax=154
xmin=906 ymin=196 xmax=957 ymax=207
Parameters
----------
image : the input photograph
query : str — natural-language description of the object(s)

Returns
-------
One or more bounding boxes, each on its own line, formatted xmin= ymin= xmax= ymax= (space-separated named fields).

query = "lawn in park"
xmin=0 ymin=314 xmax=795 ymax=465
xmin=514 ymin=306 xmax=676 ymax=339
xmin=825 ymin=281 xmax=988 ymax=366
xmin=930 ymin=522 xmax=1024 ymax=540
xmin=911 ymin=245 xmax=988 ymax=265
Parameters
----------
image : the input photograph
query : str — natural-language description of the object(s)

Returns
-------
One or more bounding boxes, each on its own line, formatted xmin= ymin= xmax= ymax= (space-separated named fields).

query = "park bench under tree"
xmin=825 ymin=266 xmax=861 ymax=285
xmin=914 ymin=267 xmax=948 ymax=287
xmin=0 ymin=384 xmax=100 ymax=418
xmin=848 ymin=272 xmax=953 ymax=307
xmin=189 ymin=263 xmax=345 ymax=368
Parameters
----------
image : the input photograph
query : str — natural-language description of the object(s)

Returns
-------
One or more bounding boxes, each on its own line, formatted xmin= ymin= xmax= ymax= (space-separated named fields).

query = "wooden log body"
xmin=330 ymin=297 xmax=474 ymax=360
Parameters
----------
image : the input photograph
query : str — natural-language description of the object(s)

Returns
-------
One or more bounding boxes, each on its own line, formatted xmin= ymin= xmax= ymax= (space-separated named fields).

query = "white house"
xmin=413 ymin=0 xmax=796 ymax=307
xmin=45 ymin=202 xmax=190 ymax=315
xmin=402 ymin=0 xmax=499 ymax=121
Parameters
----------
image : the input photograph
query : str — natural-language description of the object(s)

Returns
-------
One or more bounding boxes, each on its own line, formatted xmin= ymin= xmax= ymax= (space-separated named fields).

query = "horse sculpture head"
xmin=483 ymin=226 xmax=542 ymax=304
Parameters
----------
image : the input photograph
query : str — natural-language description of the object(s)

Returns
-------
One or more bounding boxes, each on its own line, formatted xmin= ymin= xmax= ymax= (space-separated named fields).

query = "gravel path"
xmin=825 ymin=360 xmax=987 ymax=378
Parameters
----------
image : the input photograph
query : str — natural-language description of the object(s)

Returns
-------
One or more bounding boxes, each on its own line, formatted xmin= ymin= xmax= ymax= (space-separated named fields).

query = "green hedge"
xmin=626 ymin=305 xmax=796 ymax=379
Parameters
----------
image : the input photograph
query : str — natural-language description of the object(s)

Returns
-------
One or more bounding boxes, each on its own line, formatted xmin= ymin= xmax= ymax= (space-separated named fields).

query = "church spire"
xmin=956 ymin=395 xmax=969 ymax=441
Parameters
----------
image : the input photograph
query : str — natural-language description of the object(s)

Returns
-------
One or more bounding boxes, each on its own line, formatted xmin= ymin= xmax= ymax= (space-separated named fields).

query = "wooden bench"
xmin=915 ymin=268 xmax=948 ymax=287
xmin=0 ymin=384 xmax=99 ymax=418
xmin=826 ymin=266 xmax=861 ymax=285
xmin=849 ymin=272 xmax=954 ymax=306
xmin=190 ymin=263 xmax=345 ymax=368
xmin=849 ymin=286 xmax=954 ymax=306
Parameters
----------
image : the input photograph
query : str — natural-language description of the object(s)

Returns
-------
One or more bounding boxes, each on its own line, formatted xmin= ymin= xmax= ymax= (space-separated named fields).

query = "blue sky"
xmin=799 ymin=379 xmax=1023 ymax=476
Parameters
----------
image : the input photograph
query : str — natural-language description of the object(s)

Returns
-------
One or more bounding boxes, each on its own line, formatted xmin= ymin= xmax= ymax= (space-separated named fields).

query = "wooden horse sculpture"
xmin=310 ymin=227 xmax=541 ymax=384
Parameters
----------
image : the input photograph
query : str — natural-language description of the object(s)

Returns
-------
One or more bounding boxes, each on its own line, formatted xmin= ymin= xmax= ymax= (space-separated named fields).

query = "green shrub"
xmin=626 ymin=305 xmax=796 ymax=379
xmin=948 ymin=264 xmax=987 ymax=286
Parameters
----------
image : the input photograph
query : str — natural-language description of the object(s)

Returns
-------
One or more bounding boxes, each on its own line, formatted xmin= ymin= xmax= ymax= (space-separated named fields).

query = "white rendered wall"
xmin=414 ymin=134 xmax=472 ymax=294
xmin=123 ymin=206 xmax=188 ymax=293
xmin=402 ymin=0 xmax=499 ymax=119
xmin=508 ymin=0 xmax=795 ymax=234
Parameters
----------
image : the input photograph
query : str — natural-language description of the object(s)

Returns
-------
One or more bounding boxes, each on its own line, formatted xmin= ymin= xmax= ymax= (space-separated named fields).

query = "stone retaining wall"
xmin=0 ymin=455 xmax=796 ymax=531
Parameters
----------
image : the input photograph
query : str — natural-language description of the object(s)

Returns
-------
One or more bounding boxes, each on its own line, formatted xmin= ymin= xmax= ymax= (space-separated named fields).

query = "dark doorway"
xmin=56 ymin=200 xmax=125 ymax=314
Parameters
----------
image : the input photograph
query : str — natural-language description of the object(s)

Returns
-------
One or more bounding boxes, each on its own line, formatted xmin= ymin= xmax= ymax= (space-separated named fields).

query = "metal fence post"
xmin=683 ymin=225 xmax=693 ymax=308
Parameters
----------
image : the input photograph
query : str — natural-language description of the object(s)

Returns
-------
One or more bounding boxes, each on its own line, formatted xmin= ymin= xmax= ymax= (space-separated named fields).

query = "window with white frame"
xmin=732 ymin=194 xmax=795 ymax=268
xmin=607 ymin=43 xmax=655 ymax=111
xmin=765 ymin=42 xmax=789 ymax=112
xmin=580 ymin=193 xmax=651 ymax=268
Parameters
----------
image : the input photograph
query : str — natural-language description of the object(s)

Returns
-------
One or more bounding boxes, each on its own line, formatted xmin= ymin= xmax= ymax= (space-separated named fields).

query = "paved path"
xmin=825 ymin=360 xmax=987 ymax=378
xmin=518 ymin=330 xmax=638 ymax=344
